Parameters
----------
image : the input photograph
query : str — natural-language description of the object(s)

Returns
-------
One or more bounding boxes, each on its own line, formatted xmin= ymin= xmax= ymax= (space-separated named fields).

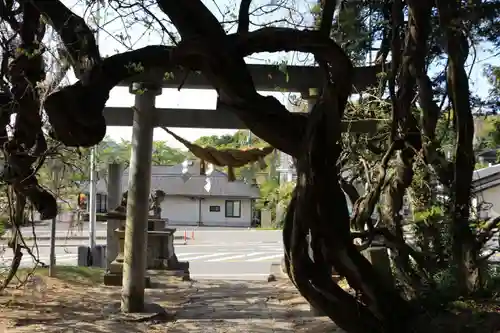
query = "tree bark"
xmin=9 ymin=0 xmax=426 ymax=330
xmin=379 ymin=0 xmax=430 ymax=295
xmin=0 ymin=3 xmax=57 ymax=220
xmin=36 ymin=0 xmax=380 ymax=152
xmin=436 ymin=0 xmax=481 ymax=294
xmin=287 ymin=91 xmax=413 ymax=333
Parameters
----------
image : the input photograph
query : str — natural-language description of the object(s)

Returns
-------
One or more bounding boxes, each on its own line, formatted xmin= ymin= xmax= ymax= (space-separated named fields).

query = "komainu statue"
xmin=109 ymin=189 xmax=166 ymax=219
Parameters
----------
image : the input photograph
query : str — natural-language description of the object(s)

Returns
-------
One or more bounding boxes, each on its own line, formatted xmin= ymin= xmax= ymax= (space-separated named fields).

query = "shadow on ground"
xmin=148 ymin=278 xmax=322 ymax=332
xmin=412 ymin=298 xmax=500 ymax=333
xmin=0 ymin=269 xmax=323 ymax=332
xmin=150 ymin=279 xmax=313 ymax=320
xmin=1 ymin=288 xmax=146 ymax=333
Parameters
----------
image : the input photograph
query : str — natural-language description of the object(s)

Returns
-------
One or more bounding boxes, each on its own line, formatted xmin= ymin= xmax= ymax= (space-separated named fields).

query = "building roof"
xmin=91 ymin=161 xmax=260 ymax=199
xmin=472 ymin=164 xmax=500 ymax=193
xmin=476 ymin=148 xmax=498 ymax=158
xmin=473 ymin=164 xmax=500 ymax=181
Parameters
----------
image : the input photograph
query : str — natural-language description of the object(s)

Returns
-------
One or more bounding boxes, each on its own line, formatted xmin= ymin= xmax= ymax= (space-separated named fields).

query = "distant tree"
xmin=194 ymin=130 xmax=274 ymax=182
xmin=151 ymin=141 xmax=187 ymax=165
xmin=255 ymin=178 xmax=294 ymax=228
xmin=92 ymin=138 xmax=187 ymax=170
xmin=474 ymin=116 xmax=500 ymax=150
xmin=195 ymin=130 xmax=267 ymax=149
xmin=34 ymin=137 xmax=187 ymax=207
xmin=195 ymin=134 xmax=238 ymax=148
xmin=484 ymin=64 xmax=500 ymax=110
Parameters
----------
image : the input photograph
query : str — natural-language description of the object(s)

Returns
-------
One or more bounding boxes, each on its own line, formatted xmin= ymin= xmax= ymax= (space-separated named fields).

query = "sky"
xmin=62 ymin=0 xmax=311 ymax=149
xmin=60 ymin=0 xmax=499 ymax=150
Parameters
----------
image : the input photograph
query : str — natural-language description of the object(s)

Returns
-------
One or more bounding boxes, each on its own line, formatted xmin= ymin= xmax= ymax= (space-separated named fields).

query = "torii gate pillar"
xmin=121 ymin=82 xmax=161 ymax=313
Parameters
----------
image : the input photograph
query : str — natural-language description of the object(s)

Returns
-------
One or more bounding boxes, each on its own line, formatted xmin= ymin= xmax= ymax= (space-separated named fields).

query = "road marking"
xmin=181 ymin=242 xmax=280 ymax=247
xmin=206 ymin=252 xmax=266 ymax=262
xmin=190 ymin=273 xmax=270 ymax=277
xmin=56 ymin=256 xmax=78 ymax=261
xmin=246 ymin=254 xmax=283 ymax=262
xmin=178 ymin=253 xmax=231 ymax=261
xmin=172 ymin=230 xmax=282 ymax=233
xmin=258 ymin=246 xmax=283 ymax=251
xmin=175 ymin=253 xmax=203 ymax=259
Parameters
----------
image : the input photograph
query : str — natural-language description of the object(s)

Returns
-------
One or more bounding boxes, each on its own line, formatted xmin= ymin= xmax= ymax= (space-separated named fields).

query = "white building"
xmin=91 ymin=160 xmax=259 ymax=227
xmin=472 ymin=164 xmax=500 ymax=219
xmin=277 ymin=151 xmax=296 ymax=184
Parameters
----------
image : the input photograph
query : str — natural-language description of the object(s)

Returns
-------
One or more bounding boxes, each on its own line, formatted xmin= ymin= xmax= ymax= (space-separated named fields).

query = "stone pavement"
xmin=150 ymin=277 xmax=342 ymax=333
xmin=1 ymin=269 xmax=343 ymax=332
xmin=163 ymin=280 xmax=303 ymax=332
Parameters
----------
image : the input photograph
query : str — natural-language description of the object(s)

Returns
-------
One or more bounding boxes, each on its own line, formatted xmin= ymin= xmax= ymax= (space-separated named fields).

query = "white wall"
xmin=161 ymin=196 xmax=199 ymax=225
xmin=160 ymin=196 xmax=252 ymax=227
xmin=200 ymin=197 xmax=252 ymax=227
xmin=473 ymin=185 xmax=500 ymax=218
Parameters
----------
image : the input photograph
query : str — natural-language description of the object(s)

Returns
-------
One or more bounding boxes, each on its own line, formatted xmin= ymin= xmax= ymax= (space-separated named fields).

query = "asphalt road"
xmin=0 ymin=223 xmax=284 ymax=281
xmin=1 ymin=221 xmax=274 ymax=240
xmin=2 ymin=221 xmax=108 ymax=240
xmin=174 ymin=231 xmax=283 ymax=280
xmin=1 ymin=222 xmax=498 ymax=280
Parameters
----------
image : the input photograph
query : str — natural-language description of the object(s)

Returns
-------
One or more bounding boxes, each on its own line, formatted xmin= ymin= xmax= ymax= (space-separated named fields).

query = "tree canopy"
xmin=0 ymin=0 xmax=500 ymax=331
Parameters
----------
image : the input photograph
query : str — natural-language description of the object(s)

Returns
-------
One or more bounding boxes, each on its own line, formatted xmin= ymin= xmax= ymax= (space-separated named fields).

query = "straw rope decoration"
xmin=161 ymin=127 xmax=274 ymax=181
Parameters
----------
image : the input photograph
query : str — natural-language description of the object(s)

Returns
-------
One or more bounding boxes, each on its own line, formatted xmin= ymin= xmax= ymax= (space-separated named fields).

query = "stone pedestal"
xmin=105 ymin=214 xmax=167 ymax=266
xmin=104 ymin=226 xmax=189 ymax=286
xmin=109 ymin=228 xmax=126 ymax=273
xmin=147 ymin=218 xmax=166 ymax=232
xmin=104 ymin=228 xmax=151 ymax=287
xmin=105 ymin=212 xmax=126 ymax=268
xmin=106 ymin=219 xmax=123 ymax=268
xmin=106 ymin=163 xmax=123 ymax=269
xmin=261 ymin=209 xmax=272 ymax=228
xmin=147 ymin=228 xmax=181 ymax=270
xmin=362 ymin=246 xmax=393 ymax=286
xmin=306 ymin=247 xmax=393 ymax=316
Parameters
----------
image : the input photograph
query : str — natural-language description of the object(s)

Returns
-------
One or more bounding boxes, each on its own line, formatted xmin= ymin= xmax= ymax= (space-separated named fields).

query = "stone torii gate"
xmin=104 ymin=63 xmax=385 ymax=311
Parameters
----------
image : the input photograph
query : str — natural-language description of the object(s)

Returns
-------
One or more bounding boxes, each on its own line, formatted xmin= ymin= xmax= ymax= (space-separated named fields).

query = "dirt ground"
xmin=0 ymin=267 xmax=342 ymax=333
xmin=1 ymin=267 xmax=498 ymax=333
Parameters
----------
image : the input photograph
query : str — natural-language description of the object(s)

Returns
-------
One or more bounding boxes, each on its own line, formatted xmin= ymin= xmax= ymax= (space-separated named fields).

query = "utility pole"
xmin=89 ymin=147 xmax=97 ymax=252
xmin=368 ymin=5 xmax=373 ymax=65
xmin=49 ymin=216 xmax=57 ymax=277
xmin=49 ymin=160 xmax=63 ymax=277
xmin=88 ymin=0 xmax=101 ymax=259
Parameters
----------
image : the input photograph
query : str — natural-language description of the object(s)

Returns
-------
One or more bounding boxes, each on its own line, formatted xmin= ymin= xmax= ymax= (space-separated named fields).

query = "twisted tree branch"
xmin=21 ymin=0 xmax=101 ymax=78
xmin=237 ymin=0 xmax=252 ymax=34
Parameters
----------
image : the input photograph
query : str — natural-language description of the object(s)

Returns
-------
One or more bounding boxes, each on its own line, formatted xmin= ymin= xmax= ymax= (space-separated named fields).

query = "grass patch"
xmin=254 ymin=226 xmax=282 ymax=230
xmin=420 ymin=298 xmax=500 ymax=332
xmin=16 ymin=266 xmax=104 ymax=286
xmin=0 ymin=215 xmax=7 ymax=237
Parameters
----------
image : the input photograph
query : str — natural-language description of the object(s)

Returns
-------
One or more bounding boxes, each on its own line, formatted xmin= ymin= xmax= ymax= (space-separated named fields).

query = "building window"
xmin=225 ymin=200 xmax=241 ymax=218
xmin=96 ymin=194 xmax=108 ymax=213
xmin=209 ymin=205 xmax=220 ymax=212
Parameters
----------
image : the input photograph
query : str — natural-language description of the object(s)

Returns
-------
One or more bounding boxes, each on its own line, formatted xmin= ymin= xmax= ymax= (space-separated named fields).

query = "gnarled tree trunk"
xmin=3 ymin=0 xmax=487 ymax=331
xmin=285 ymin=87 xmax=413 ymax=333
xmin=436 ymin=0 xmax=481 ymax=294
